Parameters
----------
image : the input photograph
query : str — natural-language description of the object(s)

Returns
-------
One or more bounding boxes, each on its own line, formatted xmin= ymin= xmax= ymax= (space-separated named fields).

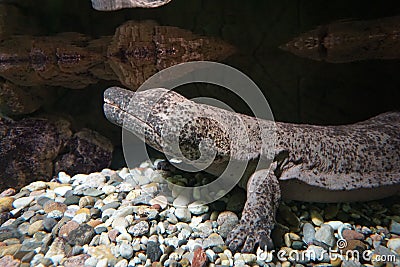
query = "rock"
xmin=326 ymin=221 xmax=344 ymax=231
xmin=315 ymin=224 xmax=335 ymax=247
xmin=64 ymin=254 xmax=90 ymax=267
xmin=310 ymin=210 xmax=324 ymax=226
xmin=12 ymin=196 xmax=34 ymax=209
xmin=175 ymin=207 xmax=191 ymax=222
xmin=389 ymin=220 xmax=400 ymax=235
xmin=302 ymin=222 xmax=316 ymax=244
xmin=0 ymin=243 xmax=21 ymax=257
xmin=54 ymin=186 xmax=72 ymax=197
xmin=91 ymin=0 xmax=172 ymax=10
xmin=188 ymin=201 xmax=209 ymax=215
xmin=192 ymin=247 xmax=207 ymax=267
xmin=128 ymin=221 xmax=149 ymax=236
xmin=83 ymin=188 xmax=104 ymax=197
xmin=58 ymin=220 xmax=79 ymax=238
xmin=44 ymin=237 xmax=65 ymax=259
xmin=87 ymin=245 xmax=117 ymax=266
xmin=0 ymin=197 xmax=14 ymax=212
xmin=78 ymin=196 xmax=95 ymax=208
xmin=146 ymin=241 xmax=162 ymax=262
xmin=341 ymin=259 xmax=361 ymax=267
xmin=216 ymin=211 xmax=239 ymax=238
xmin=0 ymin=226 xmax=22 ymax=241
xmin=341 ymin=240 xmax=367 ymax=253
xmin=203 ymin=233 xmax=224 ymax=248
xmin=387 ymin=238 xmax=400 ymax=252
xmin=0 ymin=118 xmax=72 ymax=190
xmin=150 ymin=195 xmax=168 ymax=209
xmin=67 ymin=224 xmax=95 ymax=246
xmin=24 ymin=181 xmax=47 ymax=191
xmin=64 ymin=195 xmax=80 ymax=206
xmin=342 ymin=229 xmax=364 ymax=240
xmin=0 ymin=255 xmax=20 ymax=267
xmin=27 ymin=220 xmax=44 ymax=235
xmin=54 ymin=130 xmax=113 ymax=177
xmin=43 ymin=201 xmax=67 ymax=213
xmin=119 ymin=241 xmax=134 ymax=259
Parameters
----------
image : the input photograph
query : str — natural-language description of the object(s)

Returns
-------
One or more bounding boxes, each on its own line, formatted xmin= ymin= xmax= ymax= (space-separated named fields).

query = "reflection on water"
xmin=0 ymin=0 xmax=400 ymax=125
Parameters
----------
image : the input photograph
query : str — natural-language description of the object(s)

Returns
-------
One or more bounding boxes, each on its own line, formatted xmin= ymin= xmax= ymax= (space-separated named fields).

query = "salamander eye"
xmin=304 ymin=37 xmax=319 ymax=49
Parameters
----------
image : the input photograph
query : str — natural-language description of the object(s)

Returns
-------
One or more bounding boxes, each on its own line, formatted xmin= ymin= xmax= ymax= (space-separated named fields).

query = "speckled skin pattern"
xmin=104 ymin=87 xmax=400 ymax=252
xmin=91 ymin=0 xmax=172 ymax=10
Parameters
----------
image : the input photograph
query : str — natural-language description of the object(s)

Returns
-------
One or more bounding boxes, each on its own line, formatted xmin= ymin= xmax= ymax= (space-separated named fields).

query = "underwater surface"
xmin=0 ymin=1 xmax=399 ymax=266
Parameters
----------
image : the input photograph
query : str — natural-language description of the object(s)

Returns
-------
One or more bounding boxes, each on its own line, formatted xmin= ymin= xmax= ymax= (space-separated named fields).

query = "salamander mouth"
xmin=103 ymin=90 xmax=163 ymax=150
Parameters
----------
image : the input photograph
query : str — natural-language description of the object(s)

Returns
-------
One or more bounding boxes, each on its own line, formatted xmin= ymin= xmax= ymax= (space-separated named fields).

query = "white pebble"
xmin=25 ymin=181 xmax=47 ymax=191
xmin=101 ymin=185 xmax=116 ymax=194
xmin=54 ymin=186 xmax=72 ymax=197
xmin=13 ymin=196 xmax=34 ymax=209
xmin=72 ymin=213 xmax=90 ymax=224
xmin=58 ymin=172 xmax=71 ymax=184
xmin=188 ymin=201 xmax=209 ymax=215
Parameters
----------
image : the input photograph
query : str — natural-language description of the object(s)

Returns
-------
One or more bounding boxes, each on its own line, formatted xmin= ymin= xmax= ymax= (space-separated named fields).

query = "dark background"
xmin=4 ymin=0 xmax=400 ymax=167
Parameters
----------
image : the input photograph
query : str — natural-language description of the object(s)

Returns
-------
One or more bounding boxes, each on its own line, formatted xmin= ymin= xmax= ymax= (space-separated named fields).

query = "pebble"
xmin=147 ymin=241 xmax=163 ymax=262
xmin=67 ymin=224 xmax=95 ymax=246
xmin=387 ymin=238 xmax=400 ymax=252
xmin=12 ymin=196 xmax=34 ymax=209
xmin=389 ymin=220 xmax=400 ymax=235
xmin=0 ymin=197 xmax=14 ymax=212
xmin=216 ymin=211 xmax=238 ymax=238
xmin=175 ymin=207 xmax=192 ymax=222
xmin=128 ymin=221 xmax=149 ymax=236
xmin=0 ymin=160 xmax=398 ymax=267
xmin=302 ymin=222 xmax=315 ymax=244
xmin=188 ymin=201 xmax=209 ymax=215
xmin=310 ymin=210 xmax=324 ymax=226
xmin=315 ymin=224 xmax=336 ymax=247
xmin=54 ymin=186 xmax=72 ymax=197
xmin=342 ymin=229 xmax=364 ymax=240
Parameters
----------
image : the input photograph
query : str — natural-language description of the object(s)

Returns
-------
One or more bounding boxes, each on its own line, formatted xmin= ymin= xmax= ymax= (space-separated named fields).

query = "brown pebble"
xmin=342 ymin=229 xmax=364 ymax=240
xmin=192 ymin=247 xmax=207 ymax=267
xmin=0 ymin=189 xmax=16 ymax=197
xmin=76 ymin=208 xmax=90 ymax=215
xmin=63 ymin=254 xmax=90 ymax=267
xmin=87 ymin=219 xmax=102 ymax=228
xmin=0 ymin=197 xmax=14 ymax=213
xmin=0 ymin=255 xmax=20 ymax=267
xmin=43 ymin=201 xmax=67 ymax=213
xmin=58 ymin=220 xmax=79 ymax=238
xmin=108 ymin=229 xmax=119 ymax=242
xmin=341 ymin=240 xmax=367 ymax=254
xmin=370 ymin=234 xmax=383 ymax=242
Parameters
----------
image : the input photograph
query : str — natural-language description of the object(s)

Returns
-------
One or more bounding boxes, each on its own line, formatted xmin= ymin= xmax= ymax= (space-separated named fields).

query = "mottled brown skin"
xmin=103 ymin=87 xmax=400 ymax=252
xmin=280 ymin=16 xmax=400 ymax=63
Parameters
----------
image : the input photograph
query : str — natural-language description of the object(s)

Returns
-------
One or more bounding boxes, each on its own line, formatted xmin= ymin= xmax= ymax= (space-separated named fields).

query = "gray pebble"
xmin=120 ymin=241 xmax=134 ymax=259
xmin=147 ymin=241 xmax=163 ymax=262
xmin=389 ymin=220 xmax=400 ymax=235
xmin=128 ymin=221 xmax=149 ymax=237
xmin=302 ymin=222 xmax=316 ymax=244
xmin=43 ymin=217 xmax=58 ymax=232
xmin=315 ymin=224 xmax=336 ymax=247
